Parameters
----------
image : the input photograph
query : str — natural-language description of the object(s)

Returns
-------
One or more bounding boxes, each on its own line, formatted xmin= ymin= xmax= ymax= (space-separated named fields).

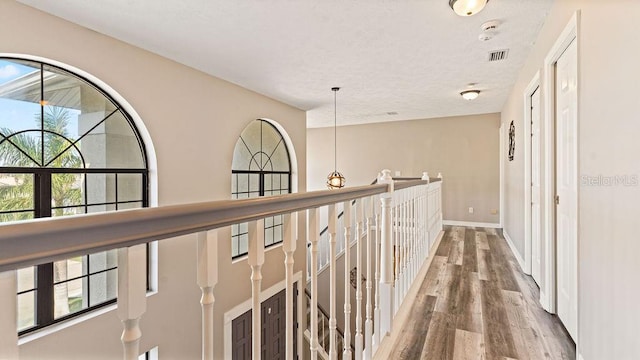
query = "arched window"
xmin=231 ymin=119 xmax=291 ymax=258
xmin=0 ymin=58 xmax=148 ymax=333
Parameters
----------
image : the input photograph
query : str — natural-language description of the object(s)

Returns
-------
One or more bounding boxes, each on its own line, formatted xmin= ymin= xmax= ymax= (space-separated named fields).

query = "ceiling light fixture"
xmin=327 ymin=87 xmax=346 ymax=189
xmin=449 ymin=0 xmax=489 ymax=17
xmin=461 ymin=90 xmax=481 ymax=100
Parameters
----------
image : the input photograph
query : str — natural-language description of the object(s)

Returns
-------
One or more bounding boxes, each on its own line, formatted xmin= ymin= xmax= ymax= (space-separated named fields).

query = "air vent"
xmin=488 ymin=49 xmax=509 ymax=62
xmin=387 ymin=111 xmax=398 ymax=116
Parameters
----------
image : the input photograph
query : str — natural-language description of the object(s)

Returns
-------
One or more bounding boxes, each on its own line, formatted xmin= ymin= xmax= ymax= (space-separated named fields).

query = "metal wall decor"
xmin=508 ymin=120 xmax=515 ymax=161
xmin=350 ymin=267 xmax=366 ymax=289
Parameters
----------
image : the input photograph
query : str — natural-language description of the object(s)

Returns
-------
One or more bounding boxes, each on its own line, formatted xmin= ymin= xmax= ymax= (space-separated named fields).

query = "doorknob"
xmin=555 ymin=195 xmax=560 ymax=205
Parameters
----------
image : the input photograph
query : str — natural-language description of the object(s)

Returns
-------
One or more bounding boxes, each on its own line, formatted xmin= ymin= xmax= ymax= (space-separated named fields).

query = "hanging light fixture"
xmin=449 ymin=0 xmax=489 ymax=17
xmin=461 ymin=89 xmax=481 ymax=100
xmin=327 ymin=87 xmax=346 ymax=189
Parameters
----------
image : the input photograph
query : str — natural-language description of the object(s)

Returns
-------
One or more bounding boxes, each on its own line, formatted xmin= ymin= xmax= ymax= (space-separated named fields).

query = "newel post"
xmin=197 ymin=230 xmax=218 ymax=360
xmin=118 ymin=244 xmax=147 ymax=360
xmin=377 ymin=169 xmax=394 ymax=338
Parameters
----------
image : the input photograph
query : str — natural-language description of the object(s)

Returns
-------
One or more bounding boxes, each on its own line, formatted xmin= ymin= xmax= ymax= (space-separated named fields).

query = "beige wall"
xmin=308 ymin=113 xmax=500 ymax=224
xmin=502 ymin=0 xmax=640 ymax=358
xmin=0 ymin=1 xmax=307 ymax=359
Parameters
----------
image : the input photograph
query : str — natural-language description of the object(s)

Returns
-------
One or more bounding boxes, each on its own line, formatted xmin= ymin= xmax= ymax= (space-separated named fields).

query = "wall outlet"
xmin=491 ymin=209 xmax=498 ymax=215
xmin=468 ymin=207 xmax=474 ymax=214
xmin=395 ymin=170 xmax=401 ymax=177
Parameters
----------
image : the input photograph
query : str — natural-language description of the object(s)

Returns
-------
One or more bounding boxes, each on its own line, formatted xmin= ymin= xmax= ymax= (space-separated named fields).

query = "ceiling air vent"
xmin=488 ymin=49 xmax=509 ymax=62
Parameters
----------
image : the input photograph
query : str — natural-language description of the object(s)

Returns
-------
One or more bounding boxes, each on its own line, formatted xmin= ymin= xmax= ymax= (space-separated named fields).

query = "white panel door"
xmin=555 ymin=39 xmax=578 ymax=340
xmin=531 ymin=87 xmax=542 ymax=286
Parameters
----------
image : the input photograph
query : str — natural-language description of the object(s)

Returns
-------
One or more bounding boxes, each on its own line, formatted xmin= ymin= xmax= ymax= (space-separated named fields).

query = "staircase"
xmin=305 ymin=289 xmax=350 ymax=359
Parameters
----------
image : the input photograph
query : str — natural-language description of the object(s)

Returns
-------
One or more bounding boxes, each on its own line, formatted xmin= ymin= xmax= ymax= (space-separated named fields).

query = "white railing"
xmin=0 ymin=169 xmax=442 ymax=360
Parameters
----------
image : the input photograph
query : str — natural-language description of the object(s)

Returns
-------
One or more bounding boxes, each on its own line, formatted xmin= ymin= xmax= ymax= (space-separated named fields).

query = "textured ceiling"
xmin=18 ymin=0 xmax=553 ymax=128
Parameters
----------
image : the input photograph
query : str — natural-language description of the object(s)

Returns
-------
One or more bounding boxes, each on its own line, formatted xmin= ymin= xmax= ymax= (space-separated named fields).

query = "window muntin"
xmin=0 ymin=58 xmax=148 ymax=333
xmin=231 ymin=120 xmax=291 ymax=258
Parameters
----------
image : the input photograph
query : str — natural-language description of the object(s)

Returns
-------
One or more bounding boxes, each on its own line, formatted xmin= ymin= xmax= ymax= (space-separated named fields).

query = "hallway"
xmin=389 ymin=226 xmax=575 ymax=360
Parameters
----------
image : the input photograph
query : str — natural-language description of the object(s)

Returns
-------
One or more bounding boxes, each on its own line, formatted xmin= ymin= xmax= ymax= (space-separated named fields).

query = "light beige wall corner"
xmin=501 ymin=0 xmax=640 ymax=358
xmin=0 ymin=1 xmax=306 ymax=359
xmin=308 ymin=113 xmax=501 ymax=224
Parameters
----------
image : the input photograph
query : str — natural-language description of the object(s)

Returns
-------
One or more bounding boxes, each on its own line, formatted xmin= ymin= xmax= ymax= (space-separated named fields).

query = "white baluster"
xmin=354 ymin=200 xmax=364 ymax=360
xmin=373 ymin=205 xmax=381 ymax=349
xmin=393 ymin=201 xmax=400 ymax=314
xmin=328 ymin=204 xmax=338 ymax=360
xmin=411 ymin=190 xmax=415 ymax=284
xmin=248 ymin=219 xmax=265 ymax=360
xmin=0 ymin=270 xmax=18 ymax=359
xmin=309 ymin=208 xmax=320 ymax=360
xmin=283 ymin=213 xmax=296 ymax=360
xmin=416 ymin=190 xmax=420 ymax=273
xmin=404 ymin=190 xmax=410 ymax=292
xmin=416 ymin=187 xmax=421 ymax=265
xmin=118 ymin=244 xmax=147 ymax=360
xmin=396 ymin=190 xmax=407 ymax=300
xmin=378 ymin=169 xmax=394 ymax=338
xmin=364 ymin=196 xmax=373 ymax=359
xmin=197 ymin=231 xmax=218 ymax=360
xmin=343 ymin=201 xmax=353 ymax=360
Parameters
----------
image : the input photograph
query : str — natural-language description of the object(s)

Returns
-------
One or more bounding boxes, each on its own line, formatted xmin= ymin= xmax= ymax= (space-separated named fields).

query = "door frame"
xmin=541 ymin=11 xmax=580 ymax=317
xmin=523 ymin=71 xmax=541 ymax=277
xmin=224 ymin=271 xmax=303 ymax=359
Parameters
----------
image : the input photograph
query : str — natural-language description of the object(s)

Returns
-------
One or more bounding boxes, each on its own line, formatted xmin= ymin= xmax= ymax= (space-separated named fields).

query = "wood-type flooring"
xmin=389 ymin=226 xmax=575 ymax=360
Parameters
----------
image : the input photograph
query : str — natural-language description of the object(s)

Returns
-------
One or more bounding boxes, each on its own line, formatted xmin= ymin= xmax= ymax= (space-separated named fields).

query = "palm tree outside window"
xmin=0 ymin=58 xmax=149 ymax=334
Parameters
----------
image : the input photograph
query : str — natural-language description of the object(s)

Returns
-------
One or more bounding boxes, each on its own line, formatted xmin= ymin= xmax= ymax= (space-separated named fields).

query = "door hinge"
xmin=555 ymin=195 xmax=560 ymax=205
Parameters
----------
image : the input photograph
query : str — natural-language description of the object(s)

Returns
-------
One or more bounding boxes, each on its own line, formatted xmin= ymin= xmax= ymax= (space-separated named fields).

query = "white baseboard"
xmin=503 ymin=230 xmax=526 ymax=271
xmin=443 ymin=220 xmax=501 ymax=228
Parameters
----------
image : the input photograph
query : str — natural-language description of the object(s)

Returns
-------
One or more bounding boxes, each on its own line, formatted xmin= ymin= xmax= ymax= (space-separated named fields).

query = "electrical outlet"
xmin=468 ymin=207 xmax=474 ymax=214
xmin=395 ymin=170 xmax=401 ymax=177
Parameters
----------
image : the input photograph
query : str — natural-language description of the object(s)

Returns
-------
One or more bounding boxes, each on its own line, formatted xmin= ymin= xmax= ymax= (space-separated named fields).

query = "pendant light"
xmin=449 ymin=0 xmax=489 ymax=17
xmin=327 ymin=87 xmax=346 ymax=189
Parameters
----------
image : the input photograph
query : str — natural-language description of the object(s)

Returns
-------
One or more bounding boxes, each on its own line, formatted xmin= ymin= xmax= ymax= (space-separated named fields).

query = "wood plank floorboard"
xmin=389 ymin=227 xmax=575 ymax=360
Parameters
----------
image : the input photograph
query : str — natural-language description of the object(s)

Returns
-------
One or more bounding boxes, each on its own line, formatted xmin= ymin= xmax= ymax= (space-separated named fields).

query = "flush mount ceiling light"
xmin=461 ymin=90 xmax=481 ymax=100
xmin=449 ymin=0 xmax=489 ymax=17
xmin=327 ymin=87 xmax=346 ymax=189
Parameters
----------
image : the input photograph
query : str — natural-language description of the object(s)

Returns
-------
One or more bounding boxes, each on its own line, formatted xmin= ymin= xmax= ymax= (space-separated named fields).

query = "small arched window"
xmin=231 ymin=119 xmax=291 ymax=258
xmin=0 ymin=57 xmax=148 ymax=333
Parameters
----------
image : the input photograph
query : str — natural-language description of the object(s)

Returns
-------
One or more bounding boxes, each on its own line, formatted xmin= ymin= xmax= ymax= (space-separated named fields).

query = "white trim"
xmin=503 ymin=230 xmax=526 ymax=272
xmin=261 ymin=118 xmax=299 ymax=194
xmin=539 ymin=290 xmax=550 ymax=310
xmin=541 ymin=11 xmax=580 ymax=315
xmin=223 ymin=271 xmax=303 ymax=359
xmin=499 ymin=122 xmax=505 ymax=227
xmin=373 ymin=230 xmax=445 ymax=359
xmin=578 ymin=352 xmax=585 ymax=360
xmin=523 ymin=71 xmax=541 ymax=276
xmin=442 ymin=220 xmax=501 ymax=228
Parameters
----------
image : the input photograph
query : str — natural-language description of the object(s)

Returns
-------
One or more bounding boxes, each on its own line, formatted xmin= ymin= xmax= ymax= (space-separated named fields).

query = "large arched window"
xmin=0 ymin=58 xmax=148 ymax=333
xmin=231 ymin=119 xmax=291 ymax=258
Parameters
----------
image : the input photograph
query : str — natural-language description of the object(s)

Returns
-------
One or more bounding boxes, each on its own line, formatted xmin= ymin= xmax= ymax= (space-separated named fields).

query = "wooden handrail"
xmin=0 ymin=183 xmax=388 ymax=272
